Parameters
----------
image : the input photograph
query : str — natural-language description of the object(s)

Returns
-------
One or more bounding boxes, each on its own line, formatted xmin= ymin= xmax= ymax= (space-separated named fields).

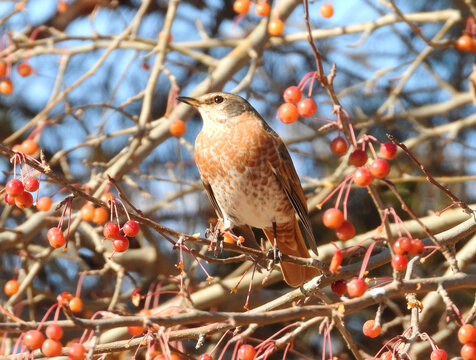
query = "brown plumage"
xmin=177 ymin=92 xmax=318 ymax=287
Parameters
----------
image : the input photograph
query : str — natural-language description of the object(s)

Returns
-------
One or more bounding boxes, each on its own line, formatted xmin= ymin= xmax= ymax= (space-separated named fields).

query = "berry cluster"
xmin=278 ymin=86 xmax=318 ymax=124
xmin=391 ymin=236 xmax=424 ymax=271
xmin=23 ymin=327 xmax=86 ymax=360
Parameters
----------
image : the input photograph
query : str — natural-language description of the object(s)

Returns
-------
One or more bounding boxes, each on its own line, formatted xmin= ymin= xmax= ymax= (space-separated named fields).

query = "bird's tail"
xmin=263 ymin=221 xmax=319 ymax=287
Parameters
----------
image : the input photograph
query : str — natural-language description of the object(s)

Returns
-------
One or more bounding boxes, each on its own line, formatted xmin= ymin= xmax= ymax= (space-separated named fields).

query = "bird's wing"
xmin=268 ymin=135 xmax=318 ymax=255
xmin=201 ymin=180 xmax=223 ymax=219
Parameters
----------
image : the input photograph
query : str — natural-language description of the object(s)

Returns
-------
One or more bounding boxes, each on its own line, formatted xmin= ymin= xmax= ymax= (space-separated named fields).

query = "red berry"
xmin=277 ymin=103 xmax=298 ymax=124
xmin=362 ymin=320 xmax=381 ymax=338
xmin=68 ymin=343 xmax=86 ymax=360
xmin=353 ymin=167 xmax=373 ymax=187
xmin=103 ymin=222 xmax=120 ymax=239
xmin=458 ymin=324 xmax=476 ymax=345
xmin=69 ymin=297 xmax=83 ymax=313
xmin=255 ymin=1 xmax=270 ymax=17
xmin=381 ymin=352 xmax=392 ymax=360
xmin=430 ymin=349 xmax=447 ymax=360
xmin=283 ymin=86 xmax=302 ymax=104
xmin=4 ymin=193 xmax=16 ymax=205
xmin=268 ymin=18 xmax=284 ymax=36
xmin=37 ymin=196 xmax=52 ymax=211
xmin=391 ymin=254 xmax=408 ymax=271
xmin=199 ymin=355 xmax=213 ymax=360
xmin=112 ymin=236 xmax=129 ymax=252
xmin=393 ymin=237 xmax=411 ymax=255
xmin=408 ymin=238 xmax=424 ymax=255
xmin=4 ymin=279 xmax=20 ymax=296
xmin=42 ymin=339 xmax=62 ymax=357
xmin=47 ymin=227 xmax=65 ymax=248
xmin=123 ymin=220 xmax=140 ymax=237
xmin=369 ymin=158 xmax=390 ymax=178
xmin=379 ymin=142 xmax=397 ymax=159
xmin=322 ymin=208 xmax=344 ymax=229
xmin=349 ymin=149 xmax=368 ymax=167
xmin=331 ymin=279 xmax=347 ymax=295
xmin=17 ymin=62 xmax=33 ymax=77
xmin=237 ymin=344 xmax=256 ymax=360
xmin=233 ymin=0 xmax=250 ymax=14
xmin=15 ymin=191 xmax=33 ymax=208
xmin=128 ymin=326 xmax=144 ymax=336
xmin=336 ymin=220 xmax=355 ymax=241
xmin=297 ymin=98 xmax=317 ymax=117
xmin=46 ymin=324 xmax=63 ymax=340
xmin=320 ymin=3 xmax=334 ymax=18
xmin=461 ymin=343 xmax=476 ymax=360
xmin=6 ymin=179 xmax=24 ymax=197
xmin=330 ymin=136 xmax=348 ymax=156
xmin=23 ymin=177 xmax=39 ymax=192
xmin=24 ymin=330 xmax=45 ymax=351
xmin=347 ymin=278 xmax=367 ymax=297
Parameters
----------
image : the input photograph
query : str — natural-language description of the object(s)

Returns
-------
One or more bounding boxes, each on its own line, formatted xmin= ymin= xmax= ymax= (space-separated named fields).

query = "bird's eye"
xmin=214 ymin=95 xmax=224 ymax=104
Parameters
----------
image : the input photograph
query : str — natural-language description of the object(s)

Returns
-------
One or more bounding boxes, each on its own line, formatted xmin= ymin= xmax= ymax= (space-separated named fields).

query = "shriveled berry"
xmin=331 ymin=279 xmax=347 ymax=295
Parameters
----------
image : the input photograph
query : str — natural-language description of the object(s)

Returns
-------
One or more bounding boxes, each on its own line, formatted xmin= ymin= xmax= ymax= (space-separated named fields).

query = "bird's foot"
xmin=205 ymin=222 xmax=224 ymax=255
xmin=266 ymin=246 xmax=283 ymax=264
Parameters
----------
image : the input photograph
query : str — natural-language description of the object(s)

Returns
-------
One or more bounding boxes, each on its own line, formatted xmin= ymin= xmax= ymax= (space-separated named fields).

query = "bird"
xmin=177 ymin=92 xmax=319 ymax=287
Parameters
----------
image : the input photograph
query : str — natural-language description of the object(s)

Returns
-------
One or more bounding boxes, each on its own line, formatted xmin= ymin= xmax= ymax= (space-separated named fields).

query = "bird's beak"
xmin=177 ymin=96 xmax=201 ymax=107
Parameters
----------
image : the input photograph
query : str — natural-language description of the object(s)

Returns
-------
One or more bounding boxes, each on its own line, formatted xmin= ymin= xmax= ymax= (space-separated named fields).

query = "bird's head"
xmin=177 ymin=92 xmax=256 ymax=126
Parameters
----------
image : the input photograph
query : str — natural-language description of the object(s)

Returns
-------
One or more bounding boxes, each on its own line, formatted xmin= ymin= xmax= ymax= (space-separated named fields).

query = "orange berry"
xmin=57 ymin=0 xmax=67 ymax=13
xmin=4 ymin=279 xmax=20 ymax=296
xmin=0 ymin=79 xmax=13 ymax=95
xmin=17 ymin=62 xmax=32 ymax=77
xmin=37 ymin=197 xmax=53 ymax=211
xmin=100 ymin=192 xmax=115 ymax=203
xmin=21 ymin=139 xmax=39 ymax=155
xmin=277 ymin=103 xmax=298 ymax=124
xmin=456 ymin=35 xmax=473 ymax=52
xmin=169 ymin=119 xmax=187 ymax=137
xmin=268 ymin=18 xmax=284 ymax=36
xmin=223 ymin=233 xmax=235 ymax=244
xmin=362 ymin=320 xmax=381 ymax=338
xmin=92 ymin=207 xmax=109 ymax=224
xmin=15 ymin=191 xmax=34 ymax=208
xmin=80 ymin=203 xmax=95 ymax=221
xmin=255 ymin=2 xmax=270 ymax=17
xmin=320 ymin=3 xmax=334 ymax=18
xmin=69 ymin=297 xmax=83 ymax=313
xmin=233 ymin=0 xmax=250 ymax=14
xmin=0 ymin=61 xmax=6 ymax=77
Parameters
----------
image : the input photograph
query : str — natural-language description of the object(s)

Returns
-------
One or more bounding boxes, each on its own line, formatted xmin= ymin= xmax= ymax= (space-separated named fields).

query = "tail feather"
xmin=263 ymin=221 xmax=319 ymax=287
